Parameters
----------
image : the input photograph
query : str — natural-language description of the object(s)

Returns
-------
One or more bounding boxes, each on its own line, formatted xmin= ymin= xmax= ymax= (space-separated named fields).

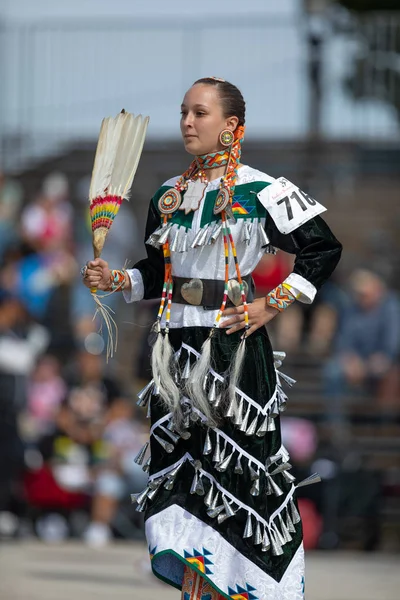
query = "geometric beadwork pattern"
xmin=184 ymin=547 xmax=214 ymax=575
xmin=227 ymin=583 xmax=259 ymax=600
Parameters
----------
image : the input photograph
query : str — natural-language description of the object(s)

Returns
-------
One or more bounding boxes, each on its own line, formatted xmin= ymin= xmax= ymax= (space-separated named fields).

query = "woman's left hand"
xmin=221 ymin=297 xmax=278 ymax=337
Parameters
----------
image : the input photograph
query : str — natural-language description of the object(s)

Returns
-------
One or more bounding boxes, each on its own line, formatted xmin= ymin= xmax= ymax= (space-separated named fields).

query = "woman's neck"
xmin=204 ymin=165 xmax=226 ymax=182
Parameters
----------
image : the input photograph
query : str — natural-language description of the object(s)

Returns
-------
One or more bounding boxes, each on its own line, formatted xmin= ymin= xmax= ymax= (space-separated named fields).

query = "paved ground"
xmin=0 ymin=541 xmax=399 ymax=600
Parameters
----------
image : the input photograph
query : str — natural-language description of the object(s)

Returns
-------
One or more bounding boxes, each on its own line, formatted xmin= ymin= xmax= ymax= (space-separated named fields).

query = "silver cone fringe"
xmin=158 ymin=424 xmax=180 ymax=444
xmin=203 ymin=429 xmax=212 ymax=455
xmin=153 ymin=434 xmax=174 ymax=454
xmin=234 ymin=455 xmax=244 ymax=475
xmin=250 ymin=478 xmax=260 ymax=496
xmin=212 ymin=436 xmax=221 ymax=463
xmin=216 ymin=451 xmax=235 ymax=473
xmin=204 ymin=482 xmax=214 ymax=508
xmin=243 ymin=513 xmax=253 ymax=538
xmin=137 ymin=380 xmax=154 ymax=407
xmin=246 ymin=415 xmax=259 ymax=436
xmin=256 ymin=415 xmax=269 ymax=437
xmin=289 ymin=498 xmax=301 ymax=524
xmin=134 ymin=441 xmax=149 ymax=466
xmin=296 ymin=473 xmax=321 ymax=488
xmin=239 ymin=405 xmax=251 ymax=432
xmin=254 ymin=521 xmax=263 ymax=545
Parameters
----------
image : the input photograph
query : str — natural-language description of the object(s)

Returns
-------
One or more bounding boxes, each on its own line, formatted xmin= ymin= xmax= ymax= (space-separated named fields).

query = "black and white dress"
xmin=124 ymin=165 xmax=342 ymax=600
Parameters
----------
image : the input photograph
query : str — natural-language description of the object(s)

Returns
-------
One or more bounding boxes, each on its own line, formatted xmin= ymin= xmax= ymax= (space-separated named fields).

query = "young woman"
xmin=83 ymin=78 xmax=342 ymax=600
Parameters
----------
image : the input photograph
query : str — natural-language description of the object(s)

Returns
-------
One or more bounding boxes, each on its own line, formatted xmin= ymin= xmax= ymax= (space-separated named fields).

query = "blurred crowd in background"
xmin=0 ymin=166 xmax=399 ymax=551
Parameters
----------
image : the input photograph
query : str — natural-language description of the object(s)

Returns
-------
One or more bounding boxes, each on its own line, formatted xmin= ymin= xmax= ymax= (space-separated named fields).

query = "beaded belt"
xmin=172 ymin=274 xmax=254 ymax=310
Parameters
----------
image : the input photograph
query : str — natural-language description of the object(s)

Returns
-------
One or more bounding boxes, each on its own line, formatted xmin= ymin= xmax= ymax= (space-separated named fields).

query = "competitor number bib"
xmin=257 ymin=177 xmax=326 ymax=234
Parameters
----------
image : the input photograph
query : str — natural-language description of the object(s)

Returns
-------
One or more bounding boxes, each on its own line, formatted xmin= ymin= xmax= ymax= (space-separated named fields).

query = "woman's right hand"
xmin=82 ymin=258 xmax=111 ymax=291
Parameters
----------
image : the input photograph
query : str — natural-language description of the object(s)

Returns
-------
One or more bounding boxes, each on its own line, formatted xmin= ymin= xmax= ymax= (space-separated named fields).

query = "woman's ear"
xmin=226 ymin=116 xmax=239 ymax=131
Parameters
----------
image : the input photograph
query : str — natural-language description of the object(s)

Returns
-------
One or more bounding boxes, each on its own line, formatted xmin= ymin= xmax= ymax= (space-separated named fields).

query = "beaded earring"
xmin=219 ymin=129 xmax=234 ymax=147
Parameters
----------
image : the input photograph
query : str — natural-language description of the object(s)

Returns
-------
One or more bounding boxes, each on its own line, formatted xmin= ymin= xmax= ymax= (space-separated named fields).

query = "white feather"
xmin=89 ymin=110 xmax=149 ymax=202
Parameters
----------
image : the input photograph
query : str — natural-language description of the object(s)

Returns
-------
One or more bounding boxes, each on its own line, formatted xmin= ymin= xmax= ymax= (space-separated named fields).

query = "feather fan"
xmin=88 ymin=109 xmax=149 ymax=358
xmin=89 ymin=109 xmax=149 ymax=258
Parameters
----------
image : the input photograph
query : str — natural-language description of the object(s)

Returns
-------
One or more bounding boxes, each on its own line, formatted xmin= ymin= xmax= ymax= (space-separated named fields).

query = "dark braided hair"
xmin=193 ymin=78 xmax=246 ymax=126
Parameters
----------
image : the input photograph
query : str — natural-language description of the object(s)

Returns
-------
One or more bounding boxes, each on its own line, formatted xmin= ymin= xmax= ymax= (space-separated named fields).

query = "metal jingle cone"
xmin=137 ymin=380 xmax=154 ymax=407
xmin=169 ymin=228 xmax=180 ymax=253
xmin=234 ymin=454 xmax=244 ymax=475
xmin=210 ymin=491 xmax=220 ymax=510
xmin=176 ymin=427 xmax=191 ymax=440
xmin=233 ymin=397 xmax=244 ymax=426
xmin=274 ymin=523 xmax=287 ymax=546
xmin=136 ymin=499 xmax=148 ymax=513
xmin=205 ymin=223 xmax=216 ymax=245
xmin=222 ymin=496 xmax=236 ymax=518
xmin=225 ymin=394 xmax=238 ymax=419
xmin=243 ymin=513 xmax=253 ymax=539
xmin=146 ymin=398 xmax=152 ymax=419
xmin=190 ymin=471 xmax=199 ymax=495
xmin=147 ymin=485 xmax=161 ymax=501
xmin=266 ymin=453 xmax=282 ymax=468
xmin=289 ymin=498 xmax=301 ymax=524
xmin=165 ymin=462 xmax=184 ymax=481
xmin=267 ymin=417 xmax=276 ymax=432
xmin=270 ymin=462 xmax=292 ymax=476
xmin=166 ymin=419 xmax=176 ymax=431
xmin=239 ymin=405 xmax=251 ymax=432
xmin=282 ymin=470 xmax=296 ymax=483
xmin=134 ymin=487 xmax=150 ymax=506
xmin=271 ymin=529 xmax=285 ymax=554
xmin=158 ymin=424 xmax=180 ymax=444
xmin=197 ymin=226 xmax=209 ymax=247
xmin=157 ymin=223 xmax=172 ymax=245
xmin=248 ymin=464 xmax=260 ymax=482
xmin=153 ymin=434 xmax=174 ymax=454
xmin=286 ymin=509 xmax=296 ymax=534
xmin=134 ymin=441 xmax=149 ymax=466
xmin=210 ymin=223 xmax=223 ymax=243
xmin=219 ymin=443 xmax=226 ymax=463
xmin=266 ymin=477 xmax=273 ymax=495
xmin=259 ymin=222 xmax=271 ymax=247
xmin=204 ymin=482 xmax=214 ymax=508
xmin=296 ymin=473 xmax=321 ymax=489
xmin=254 ymin=521 xmax=263 ymax=545
xmin=212 ymin=436 xmax=221 ymax=463
xmin=279 ymin=514 xmax=292 ymax=543
xmin=164 ymin=476 xmax=176 ymax=491
xmin=182 ymin=357 xmax=191 ymax=380
xmin=148 ymin=476 xmax=164 ymax=490
xmin=256 ymin=415 xmax=269 ymax=437
xmin=181 ymin=232 xmax=189 ymax=253
xmin=245 ymin=414 xmax=259 ymax=437
xmin=277 ymin=371 xmax=296 ymax=387
xmin=203 ymin=429 xmax=213 ymax=455
xmin=213 ymin=393 xmax=223 ymax=409
xmin=209 ymin=379 xmax=217 ymax=404
xmin=268 ymin=475 xmax=284 ymax=497
xmin=142 ymin=457 xmax=151 ymax=473
xmin=269 ymin=400 xmax=279 ymax=418
xmin=202 ymin=373 xmax=209 ymax=391
xmin=216 ymin=450 xmax=235 ymax=473
xmin=192 ymin=227 xmax=206 ymax=248
xmin=195 ymin=474 xmax=205 ymax=496
xmin=250 ymin=478 xmax=260 ymax=497
xmin=207 ymin=504 xmax=225 ymax=519
xmin=261 ymin=529 xmax=271 ymax=552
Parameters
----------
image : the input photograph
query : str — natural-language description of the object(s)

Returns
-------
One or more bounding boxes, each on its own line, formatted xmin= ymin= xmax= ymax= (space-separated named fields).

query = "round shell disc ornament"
xmin=158 ymin=188 xmax=182 ymax=214
xmin=213 ymin=187 xmax=230 ymax=215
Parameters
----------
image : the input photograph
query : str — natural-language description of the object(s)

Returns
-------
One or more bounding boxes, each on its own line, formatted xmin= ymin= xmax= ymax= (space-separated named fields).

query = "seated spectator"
xmin=24 ymin=354 xmax=67 ymax=440
xmin=323 ymin=268 xmax=400 ymax=427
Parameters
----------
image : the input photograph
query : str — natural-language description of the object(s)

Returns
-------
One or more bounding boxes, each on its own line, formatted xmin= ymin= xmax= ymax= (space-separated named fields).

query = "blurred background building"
xmin=0 ymin=0 xmax=399 ymax=557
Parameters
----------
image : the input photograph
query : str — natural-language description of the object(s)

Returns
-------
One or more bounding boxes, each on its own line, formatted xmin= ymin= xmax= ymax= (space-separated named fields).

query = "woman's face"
xmin=180 ymin=84 xmax=237 ymax=156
